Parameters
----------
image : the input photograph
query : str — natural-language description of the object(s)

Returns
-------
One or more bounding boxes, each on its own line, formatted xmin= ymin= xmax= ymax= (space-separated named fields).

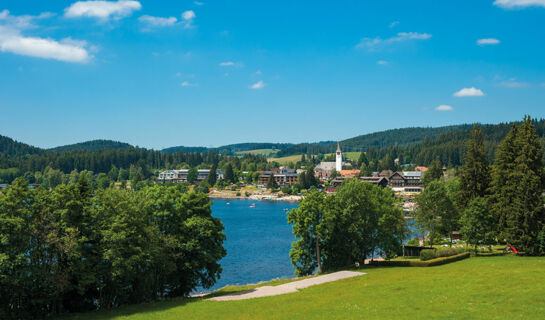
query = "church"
xmin=314 ymin=143 xmax=348 ymax=179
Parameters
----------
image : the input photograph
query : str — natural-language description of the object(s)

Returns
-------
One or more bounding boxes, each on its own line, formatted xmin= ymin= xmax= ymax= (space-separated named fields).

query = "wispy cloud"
xmin=65 ymin=0 xmax=142 ymax=20
xmin=494 ymin=0 xmax=545 ymax=9
xmin=249 ymin=80 xmax=265 ymax=89
xmin=477 ymin=38 xmax=500 ymax=46
xmin=499 ymin=79 xmax=528 ymax=88
xmin=435 ymin=105 xmax=453 ymax=111
xmin=194 ymin=1 xmax=204 ymax=6
xmin=389 ymin=21 xmax=399 ymax=28
xmin=356 ymin=32 xmax=431 ymax=50
xmin=219 ymin=61 xmax=243 ymax=67
xmin=138 ymin=15 xmax=177 ymax=29
xmin=0 ymin=10 xmax=91 ymax=63
xmin=181 ymin=10 xmax=195 ymax=28
xmin=377 ymin=60 xmax=389 ymax=65
xmin=453 ymin=87 xmax=485 ymax=97
xmin=181 ymin=80 xmax=198 ymax=87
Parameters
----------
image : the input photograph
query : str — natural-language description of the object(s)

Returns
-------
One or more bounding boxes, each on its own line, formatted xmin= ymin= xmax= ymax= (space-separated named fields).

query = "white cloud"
xmin=181 ymin=81 xmax=197 ymax=87
xmin=249 ymin=80 xmax=265 ymax=89
xmin=194 ymin=1 xmax=204 ymax=6
xmin=356 ymin=32 xmax=431 ymax=50
xmin=0 ymin=10 xmax=91 ymax=63
xmin=494 ymin=0 xmax=545 ymax=9
xmin=181 ymin=10 xmax=195 ymax=28
xmin=64 ymin=0 xmax=141 ymax=20
xmin=389 ymin=21 xmax=399 ymax=28
xmin=477 ymin=38 xmax=500 ymax=45
xmin=435 ymin=105 xmax=453 ymax=111
xmin=254 ymin=69 xmax=262 ymax=75
xmin=138 ymin=15 xmax=177 ymax=27
xmin=499 ymin=79 xmax=527 ymax=88
xmin=219 ymin=61 xmax=234 ymax=66
xmin=377 ymin=60 xmax=388 ymax=65
xmin=453 ymin=87 xmax=485 ymax=97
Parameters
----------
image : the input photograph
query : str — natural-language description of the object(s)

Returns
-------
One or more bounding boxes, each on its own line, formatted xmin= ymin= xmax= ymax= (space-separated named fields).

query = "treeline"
xmin=0 ymin=177 xmax=226 ymax=319
xmin=0 ymin=146 xmax=275 ymax=184
xmin=50 ymin=139 xmax=132 ymax=152
xmin=415 ymin=116 xmax=545 ymax=255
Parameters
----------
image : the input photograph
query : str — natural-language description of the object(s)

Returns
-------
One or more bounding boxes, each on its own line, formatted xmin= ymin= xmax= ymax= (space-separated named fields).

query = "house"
xmin=157 ymin=169 xmax=224 ymax=183
xmin=360 ymin=176 xmax=389 ymax=188
xmin=414 ymin=166 xmax=428 ymax=172
xmin=0 ymin=184 xmax=7 ymax=190
xmin=340 ymin=169 xmax=360 ymax=178
xmin=258 ymin=168 xmax=298 ymax=186
xmin=314 ymin=162 xmax=336 ymax=179
xmin=388 ymin=171 xmax=424 ymax=194
xmin=378 ymin=170 xmax=393 ymax=178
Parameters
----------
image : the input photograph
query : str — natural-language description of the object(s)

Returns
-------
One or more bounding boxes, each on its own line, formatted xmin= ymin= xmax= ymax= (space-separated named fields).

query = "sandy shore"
xmin=208 ymin=190 xmax=302 ymax=202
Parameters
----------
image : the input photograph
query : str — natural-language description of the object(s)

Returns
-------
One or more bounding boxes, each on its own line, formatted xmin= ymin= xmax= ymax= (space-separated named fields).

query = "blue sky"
xmin=1 ymin=0 xmax=545 ymax=149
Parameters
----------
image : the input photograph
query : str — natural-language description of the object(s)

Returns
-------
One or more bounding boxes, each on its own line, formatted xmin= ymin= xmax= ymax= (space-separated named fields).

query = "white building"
xmin=157 ymin=169 xmax=224 ymax=183
xmin=335 ymin=142 xmax=343 ymax=172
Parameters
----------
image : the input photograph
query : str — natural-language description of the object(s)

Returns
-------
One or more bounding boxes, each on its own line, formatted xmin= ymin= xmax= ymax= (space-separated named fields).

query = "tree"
xmin=422 ymin=159 xmax=443 ymax=186
xmin=357 ymin=152 xmax=369 ymax=167
xmin=224 ymin=163 xmax=235 ymax=184
xmin=416 ymin=180 xmax=457 ymax=246
xmin=187 ymin=167 xmax=198 ymax=184
xmin=458 ymin=125 xmax=490 ymax=209
xmin=96 ymin=173 xmax=110 ymax=189
xmin=266 ymin=173 xmax=278 ymax=190
xmin=207 ymin=165 xmax=217 ymax=186
xmin=287 ymin=190 xmax=325 ymax=275
xmin=460 ymin=197 xmax=496 ymax=252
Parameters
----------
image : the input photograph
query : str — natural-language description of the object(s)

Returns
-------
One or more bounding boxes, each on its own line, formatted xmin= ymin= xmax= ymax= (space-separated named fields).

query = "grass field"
xmin=62 ymin=255 xmax=545 ymax=320
xmin=268 ymin=152 xmax=363 ymax=164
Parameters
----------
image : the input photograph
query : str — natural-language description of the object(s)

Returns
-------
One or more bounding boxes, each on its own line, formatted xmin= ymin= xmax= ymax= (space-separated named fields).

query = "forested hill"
xmin=50 ymin=139 xmax=133 ymax=152
xmin=276 ymin=125 xmax=474 ymax=156
xmin=0 ymin=135 xmax=43 ymax=156
xmin=162 ymin=142 xmax=296 ymax=154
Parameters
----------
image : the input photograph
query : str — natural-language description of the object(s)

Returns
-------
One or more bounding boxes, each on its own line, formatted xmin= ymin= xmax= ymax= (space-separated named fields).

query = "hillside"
xmin=50 ymin=140 xmax=133 ymax=152
xmin=162 ymin=143 xmax=294 ymax=154
xmin=62 ymin=255 xmax=545 ymax=320
xmin=0 ymin=135 xmax=43 ymax=156
xmin=276 ymin=125 xmax=474 ymax=157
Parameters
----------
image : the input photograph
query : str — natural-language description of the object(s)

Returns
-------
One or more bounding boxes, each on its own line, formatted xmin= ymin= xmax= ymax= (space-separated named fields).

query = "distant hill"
xmin=0 ymin=135 xmax=43 ymax=156
xmin=275 ymin=125 xmax=473 ymax=156
xmin=162 ymin=143 xmax=294 ymax=154
xmin=50 ymin=140 xmax=133 ymax=152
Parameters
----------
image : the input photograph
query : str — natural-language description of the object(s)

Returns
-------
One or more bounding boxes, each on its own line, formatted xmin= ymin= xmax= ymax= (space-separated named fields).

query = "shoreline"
xmin=208 ymin=191 xmax=302 ymax=202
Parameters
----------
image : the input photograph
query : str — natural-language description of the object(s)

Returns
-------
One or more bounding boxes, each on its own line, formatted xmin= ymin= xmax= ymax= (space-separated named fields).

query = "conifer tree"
xmin=458 ymin=125 xmax=490 ymax=209
xmin=489 ymin=123 xmax=519 ymax=239
xmin=224 ymin=163 xmax=235 ymax=184
xmin=266 ymin=173 xmax=278 ymax=190
xmin=207 ymin=164 xmax=217 ymax=186
xmin=511 ymin=116 xmax=545 ymax=254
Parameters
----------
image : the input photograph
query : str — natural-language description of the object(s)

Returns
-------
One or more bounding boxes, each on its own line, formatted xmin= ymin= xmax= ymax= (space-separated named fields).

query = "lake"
xmin=200 ymin=198 xmax=299 ymax=293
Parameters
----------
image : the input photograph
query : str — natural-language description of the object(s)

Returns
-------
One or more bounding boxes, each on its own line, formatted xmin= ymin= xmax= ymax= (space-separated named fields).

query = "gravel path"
xmin=210 ymin=270 xmax=366 ymax=301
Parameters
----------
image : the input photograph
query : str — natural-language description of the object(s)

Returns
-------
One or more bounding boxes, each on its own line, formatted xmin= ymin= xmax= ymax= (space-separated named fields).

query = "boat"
xmin=249 ymin=203 xmax=256 ymax=208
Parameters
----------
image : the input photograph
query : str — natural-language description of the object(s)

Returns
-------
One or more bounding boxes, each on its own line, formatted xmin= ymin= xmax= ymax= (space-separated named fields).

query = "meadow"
xmin=62 ymin=255 xmax=545 ymax=320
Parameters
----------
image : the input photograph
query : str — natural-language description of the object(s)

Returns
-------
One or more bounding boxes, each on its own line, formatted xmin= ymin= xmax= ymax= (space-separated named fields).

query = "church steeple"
xmin=335 ymin=142 xmax=342 ymax=172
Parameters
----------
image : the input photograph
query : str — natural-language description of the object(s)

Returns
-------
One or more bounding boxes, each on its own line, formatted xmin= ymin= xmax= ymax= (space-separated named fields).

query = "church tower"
xmin=335 ymin=142 xmax=342 ymax=172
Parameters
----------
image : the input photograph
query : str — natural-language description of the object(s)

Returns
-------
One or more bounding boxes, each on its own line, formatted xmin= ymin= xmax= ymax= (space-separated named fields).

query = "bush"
xmin=420 ymin=247 xmax=464 ymax=261
xmin=370 ymin=252 xmax=470 ymax=267
xmin=236 ymin=192 xmax=241 ymax=197
xmin=420 ymin=249 xmax=436 ymax=261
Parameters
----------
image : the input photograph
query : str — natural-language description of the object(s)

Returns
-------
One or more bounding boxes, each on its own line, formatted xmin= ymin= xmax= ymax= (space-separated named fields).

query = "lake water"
xmin=199 ymin=198 xmax=419 ymax=293
xmin=202 ymin=198 xmax=299 ymax=292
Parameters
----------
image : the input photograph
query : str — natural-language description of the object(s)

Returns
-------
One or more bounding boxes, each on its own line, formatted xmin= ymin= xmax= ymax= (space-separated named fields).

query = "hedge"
xmin=368 ymin=252 xmax=470 ymax=267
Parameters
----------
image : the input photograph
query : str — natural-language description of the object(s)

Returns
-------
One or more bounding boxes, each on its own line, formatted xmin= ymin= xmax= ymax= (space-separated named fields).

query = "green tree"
xmin=287 ymin=190 xmax=325 ymax=275
xmin=422 ymin=159 xmax=443 ymax=186
xmin=187 ymin=167 xmax=198 ymax=184
xmin=96 ymin=173 xmax=110 ymax=189
xmin=358 ymin=152 xmax=369 ymax=167
xmin=458 ymin=125 xmax=490 ymax=209
xmin=416 ymin=180 xmax=457 ymax=246
xmin=266 ymin=173 xmax=278 ymax=190
xmin=224 ymin=163 xmax=235 ymax=184
xmin=460 ymin=197 xmax=497 ymax=252
xmin=207 ymin=165 xmax=217 ymax=186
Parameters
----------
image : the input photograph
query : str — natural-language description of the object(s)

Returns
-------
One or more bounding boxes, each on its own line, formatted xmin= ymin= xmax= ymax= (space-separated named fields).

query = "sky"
xmin=1 ymin=0 xmax=545 ymax=149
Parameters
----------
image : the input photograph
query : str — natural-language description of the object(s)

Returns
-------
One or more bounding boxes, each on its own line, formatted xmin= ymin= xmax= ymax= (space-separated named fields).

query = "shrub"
xmin=420 ymin=249 xmax=436 ymax=261
xmin=236 ymin=192 xmax=241 ymax=197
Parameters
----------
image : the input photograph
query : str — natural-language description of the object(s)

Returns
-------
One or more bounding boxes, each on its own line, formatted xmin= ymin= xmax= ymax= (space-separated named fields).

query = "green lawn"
xmin=235 ymin=149 xmax=280 ymax=157
xmin=62 ymin=255 xmax=545 ymax=320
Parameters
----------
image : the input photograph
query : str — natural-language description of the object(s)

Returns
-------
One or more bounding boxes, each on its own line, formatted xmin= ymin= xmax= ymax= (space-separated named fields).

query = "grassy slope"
xmin=235 ymin=149 xmax=280 ymax=157
xmin=63 ymin=255 xmax=545 ymax=320
xmin=268 ymin=152 xmax=362 ymax=164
